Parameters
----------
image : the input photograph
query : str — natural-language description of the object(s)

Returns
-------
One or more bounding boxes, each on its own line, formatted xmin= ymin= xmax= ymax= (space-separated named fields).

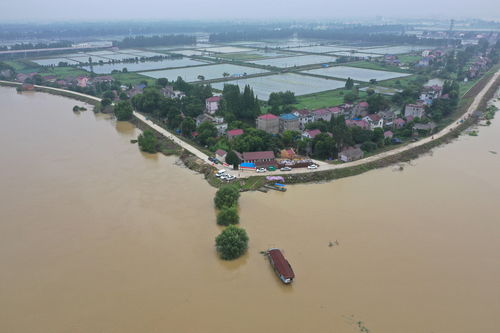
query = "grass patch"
xmin=37 ymin=66 xmax=88 ymax=78
xmin=378 ymin=74 xmax=424 ymax=89
xmin=111 ymin=72 xmax=155 ymax=86
xmin=294 ymin=89 xmax=368 ymax=110
xmin=3 ymin=60 xmax=40 ymax=73
xmin=397 ymin=54 xmax=421 ymax=64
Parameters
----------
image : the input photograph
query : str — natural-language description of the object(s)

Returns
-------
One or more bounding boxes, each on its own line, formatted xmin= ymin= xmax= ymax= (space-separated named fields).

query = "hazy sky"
xmin=1 ymin=0 xmax=499 ymax=22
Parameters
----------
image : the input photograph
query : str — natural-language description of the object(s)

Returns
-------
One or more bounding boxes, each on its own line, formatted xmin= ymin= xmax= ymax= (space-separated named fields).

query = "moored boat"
xmin=267 ymin=248 xmax=295 ymax=284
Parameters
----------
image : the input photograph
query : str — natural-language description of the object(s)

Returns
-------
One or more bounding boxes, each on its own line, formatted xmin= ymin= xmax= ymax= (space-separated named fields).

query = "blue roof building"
xmin=279 ymin=113 xmax=300 ymax=133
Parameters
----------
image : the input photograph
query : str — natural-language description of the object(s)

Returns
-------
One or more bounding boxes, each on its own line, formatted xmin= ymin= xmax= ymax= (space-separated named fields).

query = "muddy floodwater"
xmin=1 ymin=86 xmax=499 ymax=333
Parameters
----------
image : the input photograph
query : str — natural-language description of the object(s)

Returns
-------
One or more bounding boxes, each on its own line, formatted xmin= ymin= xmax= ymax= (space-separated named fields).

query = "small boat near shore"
xmin=267 ymin=248 xmax=295 ymax=284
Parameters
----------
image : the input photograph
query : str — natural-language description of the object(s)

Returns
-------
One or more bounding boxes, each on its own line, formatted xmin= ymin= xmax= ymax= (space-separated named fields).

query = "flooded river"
xmin=0 ymin=86 xmax=499 ymax=333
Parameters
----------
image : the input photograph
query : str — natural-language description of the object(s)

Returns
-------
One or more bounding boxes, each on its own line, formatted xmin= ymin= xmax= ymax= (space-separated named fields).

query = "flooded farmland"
xmin=0 ymin=86 xmax=499 ymax=333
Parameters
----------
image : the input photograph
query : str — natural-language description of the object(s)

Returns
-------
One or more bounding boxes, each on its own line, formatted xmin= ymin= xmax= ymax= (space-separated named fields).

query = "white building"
xmin=205 ymin=96 xmax=221 ymax=114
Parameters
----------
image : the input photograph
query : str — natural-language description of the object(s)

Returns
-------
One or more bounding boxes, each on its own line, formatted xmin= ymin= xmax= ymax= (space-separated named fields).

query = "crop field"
xmin=211 ymin=73 xmax=345 ymax=100
xmin=359 ymin=86 xmax=403 ymax=95
xmin=363 ymin=45 xmax=430 ymax=54
xmin=248 ymin=54 xmax=338 ymax=68
xmin=32 ymin=58 xmax=81 ymax=66
xmin=302 ymin=66 xmax=411 ymax=82
xmin=82 ymin=58 xmax=207 ymax=74
xmin=139 ymin=64 xmax=268 ymax=82
xmin=196 ymin=46 xmax=255 ymax=53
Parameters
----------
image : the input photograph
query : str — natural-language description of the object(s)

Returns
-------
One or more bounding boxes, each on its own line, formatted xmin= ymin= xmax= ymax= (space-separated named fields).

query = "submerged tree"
xmin=214 ymin=185 xmax=240 ymax=209
xmin=215 ymin=225 xmax=249 ymax=260
xmin=216 ymin=207 xmax=239 ymax=226
xmin=137 ymin=130 xmax=158 ymax=153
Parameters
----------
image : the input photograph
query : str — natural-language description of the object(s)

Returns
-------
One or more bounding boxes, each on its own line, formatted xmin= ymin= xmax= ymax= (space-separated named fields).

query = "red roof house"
xmin=227 ymin=129 xmax=244 ymax=139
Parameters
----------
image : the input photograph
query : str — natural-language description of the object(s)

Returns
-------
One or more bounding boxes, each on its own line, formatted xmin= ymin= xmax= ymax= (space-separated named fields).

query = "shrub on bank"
xmin=138 ymin=130 xmax=158 ymax=153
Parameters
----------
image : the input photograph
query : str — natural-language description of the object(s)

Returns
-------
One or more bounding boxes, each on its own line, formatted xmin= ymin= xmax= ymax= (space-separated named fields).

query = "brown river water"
xmin=0 ymin=86 xmax=499 ymax=333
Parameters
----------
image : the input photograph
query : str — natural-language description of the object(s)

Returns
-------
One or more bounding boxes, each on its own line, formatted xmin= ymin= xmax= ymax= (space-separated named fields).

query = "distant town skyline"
xmin=1 ymin=0 xmax=499 ymax=22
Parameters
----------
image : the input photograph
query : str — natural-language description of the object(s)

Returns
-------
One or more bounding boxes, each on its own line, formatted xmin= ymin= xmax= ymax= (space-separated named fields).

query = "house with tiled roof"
xmin=302 ymin=129 xmax=322 ymax=139
xmin=279 ymin=113 xmax=300 ymax=132
xmin=256 ymin=113 xmax=279 ymax=134
xmin=353 ymin=101 xmax=369 ymax=117
xmin=420 ymin=85 xmax=442 ymax=105
xmin=339 ymin=147 xmax=364 ymax=162
xmin=206 ymin=96 xmax=221 ymax=114
xmin=292 ymin=109 xmax=314 ymax=130
xmin=77 ymin=76 xmax=89 ymax=88
xmin=227 ymin=128 xmax=244 ymax=140
xmin=239 ymin=151 xmax=276 ymax=167
xmin=393 ymin=118 xmax=406 ymax=129
xmin=215 ymin=149 xmax=227 ymax=162
xmin=404 ymin=103 xmax=426 ymax=119
xmin=362 ymin=114 xmax=384 ymax=130
xmin=195 ymin=114 xmax=227 ymax=136
xmin=312 ymin=108 xmax=333 ymax=122
xmin=345 ymin=119 xmax=370 ymax=130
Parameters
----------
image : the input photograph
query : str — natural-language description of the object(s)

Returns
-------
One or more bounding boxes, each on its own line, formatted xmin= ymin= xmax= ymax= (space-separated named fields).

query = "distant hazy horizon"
xmin=1 ymin=0 xmax=499 ymax=22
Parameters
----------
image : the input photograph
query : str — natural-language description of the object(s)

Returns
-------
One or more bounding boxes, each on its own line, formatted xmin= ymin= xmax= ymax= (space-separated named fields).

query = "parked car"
xmin=307 ymin=164 xmax=318 ymax=169
xmin=256 ymin=168 xmax=267 ymax=173
xmin=280 ymin=167 xmax=292 ymax=171
xmin=267 ymin=166 xmax=277 ymax=171
xmin=215 ymin=170 xmax=226 ymax=177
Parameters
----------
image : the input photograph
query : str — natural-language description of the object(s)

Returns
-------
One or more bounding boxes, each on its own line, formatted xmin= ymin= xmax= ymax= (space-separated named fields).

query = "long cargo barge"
xmin=267 ymin=248 xmax=295 ymax=284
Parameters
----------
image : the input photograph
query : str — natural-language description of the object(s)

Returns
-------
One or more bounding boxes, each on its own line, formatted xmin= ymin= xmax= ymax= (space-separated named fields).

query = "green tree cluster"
xmin=114 ymin=100 xmax=133 ymax=121
xmin=215 ymin=225 xmax=249 ymax=260
xmin=137 ymin=130 xmax=158 ymax=153
xmin=214 ymin=185 xmax=240 ymax=209
xmin=268 ymin=91 xmax=297 ymax=114
xmin=219 ymin=84 xmax=260 ymax=121
xmin=216 ymin=207 xmax=239 ymax=226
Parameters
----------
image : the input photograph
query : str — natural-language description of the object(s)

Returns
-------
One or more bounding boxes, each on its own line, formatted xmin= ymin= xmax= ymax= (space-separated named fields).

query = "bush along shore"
xmin=213 ymin=185 xmax=248 ymax=260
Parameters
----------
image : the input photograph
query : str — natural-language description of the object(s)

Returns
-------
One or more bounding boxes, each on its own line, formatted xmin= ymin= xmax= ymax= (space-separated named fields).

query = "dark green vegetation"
xmin=137 ymin=130 xmax=158 ymax=153
xmin=216 ymin=207 xmax=239 ymax=226
xmin=215 ymin=225 xmax=249 ymax=260
xmin=72 ymin=105 xmax=87 ymax=111
xmin=214 ymin=185 xmax=240 ymax=209
xmin=114 ymin=100 xmax=133 ymax=121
